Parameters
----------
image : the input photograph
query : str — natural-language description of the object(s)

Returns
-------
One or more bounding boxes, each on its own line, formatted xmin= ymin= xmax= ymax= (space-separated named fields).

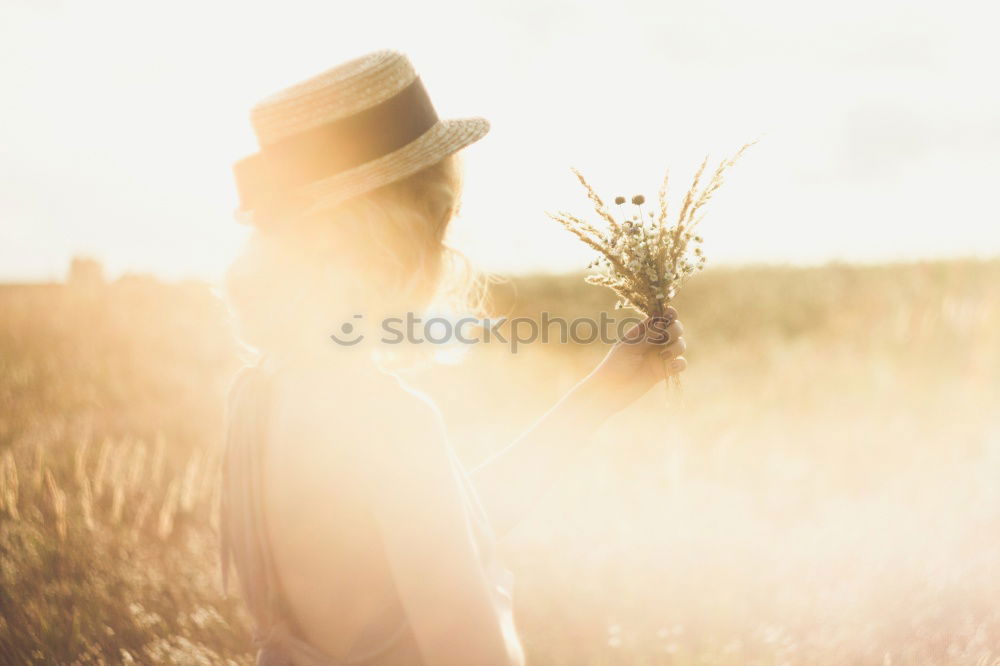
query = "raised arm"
xmin=471 ymin=309 xmax=687 ymax=538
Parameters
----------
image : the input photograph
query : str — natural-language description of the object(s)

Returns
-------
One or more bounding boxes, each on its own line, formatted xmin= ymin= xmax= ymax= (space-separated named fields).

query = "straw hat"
xmin=232 ymin=49 xmax=490 ymax=224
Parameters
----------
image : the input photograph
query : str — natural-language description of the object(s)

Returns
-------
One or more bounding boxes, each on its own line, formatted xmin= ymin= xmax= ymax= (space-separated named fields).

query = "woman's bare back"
xmin=260 ymin=360 xmax=417 ymax=661
xmin=223 ymin=353 xmax=524 ymax=666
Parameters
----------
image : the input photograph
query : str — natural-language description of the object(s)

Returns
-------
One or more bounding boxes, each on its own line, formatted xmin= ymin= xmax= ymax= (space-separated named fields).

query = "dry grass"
xmin=1 ymin=258 xmax=999 ymax=664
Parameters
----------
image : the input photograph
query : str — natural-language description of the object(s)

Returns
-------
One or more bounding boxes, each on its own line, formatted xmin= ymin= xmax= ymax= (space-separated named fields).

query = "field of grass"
xmin=1 ymin=259 xmax=999 ymax=664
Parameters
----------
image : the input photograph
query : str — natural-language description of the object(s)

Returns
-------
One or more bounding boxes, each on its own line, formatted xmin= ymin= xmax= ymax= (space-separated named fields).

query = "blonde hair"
xmin=225 ymin=152 xmax=488 ymax=357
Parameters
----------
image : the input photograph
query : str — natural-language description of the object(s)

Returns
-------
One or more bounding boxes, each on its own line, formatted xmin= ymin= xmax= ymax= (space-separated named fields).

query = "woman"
xmin=220 ymin=49 xmax=687 ymax=666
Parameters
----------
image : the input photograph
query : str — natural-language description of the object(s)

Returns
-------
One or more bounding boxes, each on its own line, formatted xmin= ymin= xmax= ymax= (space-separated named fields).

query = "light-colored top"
xmin=219 ymin=359 xmax=518 ymax=665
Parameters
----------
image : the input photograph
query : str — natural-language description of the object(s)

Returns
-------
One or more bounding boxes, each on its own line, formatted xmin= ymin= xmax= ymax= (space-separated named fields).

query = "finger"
xmin=649 ymin=319 xmax=683 ymax=345
xmin=666 ymin=355 xmax=687 ymax=375
xmin=644 ymin=314 xmax=672 ymax=341
xmin=623 ymin=313 xmax=671 ymax=345
xmin=664 ymin=319 xmax=683 ymax=343
xmin=658 ymin=336 xmax=686 ymax=359
xmin=645 ymin=315 xmax=681 ymax=343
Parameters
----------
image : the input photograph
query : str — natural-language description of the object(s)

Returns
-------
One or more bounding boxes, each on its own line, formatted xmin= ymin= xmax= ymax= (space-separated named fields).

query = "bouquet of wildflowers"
xmin=548 ymin=143 xmax=752 ymax=317
xmin=547 ymin=143 xmax=753 ymax=388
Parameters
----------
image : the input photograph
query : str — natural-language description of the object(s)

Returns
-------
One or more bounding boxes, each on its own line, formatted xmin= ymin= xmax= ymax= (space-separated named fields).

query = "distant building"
xmin=67 ymin=256 xmax=106 ymax=289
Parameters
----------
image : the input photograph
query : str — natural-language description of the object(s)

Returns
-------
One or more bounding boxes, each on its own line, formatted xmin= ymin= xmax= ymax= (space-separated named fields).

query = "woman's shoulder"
xmin=264 ymin=358 xmax=449 ymax=465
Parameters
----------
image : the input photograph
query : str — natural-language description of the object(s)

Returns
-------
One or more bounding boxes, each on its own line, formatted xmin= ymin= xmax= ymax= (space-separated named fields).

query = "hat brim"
xmin=235 ymin=117 xmax=489 ymax=223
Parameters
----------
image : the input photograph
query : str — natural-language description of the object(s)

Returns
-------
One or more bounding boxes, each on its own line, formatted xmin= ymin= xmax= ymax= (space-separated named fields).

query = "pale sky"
xmin=2 ymin=0 xmax=998 ymax=282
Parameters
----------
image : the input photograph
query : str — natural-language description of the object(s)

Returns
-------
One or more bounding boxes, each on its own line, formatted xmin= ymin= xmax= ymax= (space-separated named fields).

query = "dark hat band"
xmin=233 ymin=76 xmax=440 ymax=210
